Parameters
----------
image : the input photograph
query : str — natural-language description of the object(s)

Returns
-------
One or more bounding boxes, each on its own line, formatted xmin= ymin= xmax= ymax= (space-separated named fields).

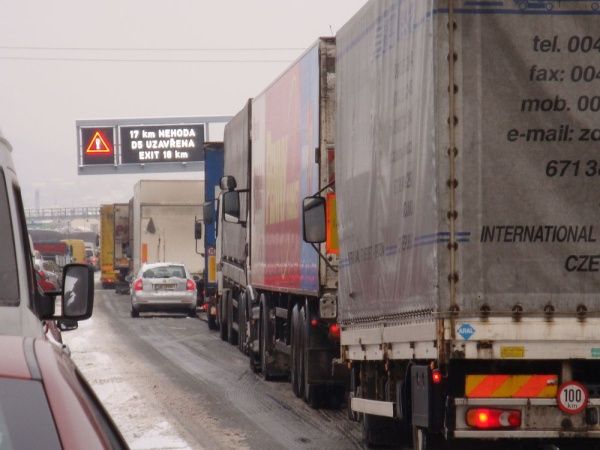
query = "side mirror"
xmin=220 ymin=175 xmax=237 ymax=191
xmin=61 ymin=264 xmax=94 ymax=321
xmin=302 ymin=196 xmax=326 ymax=243
xmin=194 ymin=221 xmax=202 ymax=240
xmin=58 ymin=319 xmax=78 ymax=332
xmin=222 ymin=191 xmax=241 ymax=223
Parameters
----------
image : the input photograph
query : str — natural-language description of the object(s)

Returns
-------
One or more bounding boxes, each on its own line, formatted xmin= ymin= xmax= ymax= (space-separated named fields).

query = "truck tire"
xmin=207 ymin=313 xmax=218 ymax=330
xmin=412 ymin=426 xmax=444 ymax=450
xmin=227 ymin=293 xmax=238 ymax=346
xmin=302 ymin=305 xmax=320 ymax=408
xmin=238 ymin=293 xmax=247 ymax=354
xmin=290 ymin=304 xmax=302 ymax=397
xmin=362 ymin=414 xmax=404 ymax=449
xmin=219 ymin=291 xmax=229 ymax=342
xmin=260 ymin=295 xmax=275 ymax=381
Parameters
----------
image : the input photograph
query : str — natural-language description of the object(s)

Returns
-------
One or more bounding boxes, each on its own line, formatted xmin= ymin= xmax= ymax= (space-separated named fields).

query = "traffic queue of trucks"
xmin=197 ymin=1 xmax=600 ymax=448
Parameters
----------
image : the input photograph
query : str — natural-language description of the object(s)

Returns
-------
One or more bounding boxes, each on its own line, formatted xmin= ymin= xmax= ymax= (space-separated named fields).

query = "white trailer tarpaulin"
xmin=336 ymin=0 xmax=600 ymax=322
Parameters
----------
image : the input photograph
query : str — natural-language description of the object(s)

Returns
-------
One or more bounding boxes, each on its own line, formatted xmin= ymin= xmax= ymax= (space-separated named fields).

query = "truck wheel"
xmin=260 ymin=296 xmax=275 ymax=381
xmin=412 ymin=426 xmax=444 ymax=450
xmin=219 ymin=292 xmax=229 ymax=342
xmin=227 ymin=293 xmax=238 ymax=346
xmin=325 ymin=385 xmax=345 ymax=410
xmin=362 ymin=414 xmax=403 ymax=448
xmin=207 ymin=313 xmax=218 ymax=330
xmin=238 ymin=293 xmax=247 ymax=354
xmin=290 ymin=304 xmax=301 ymax=397
xmin=302 ymin=305 xmax=320 ymax=408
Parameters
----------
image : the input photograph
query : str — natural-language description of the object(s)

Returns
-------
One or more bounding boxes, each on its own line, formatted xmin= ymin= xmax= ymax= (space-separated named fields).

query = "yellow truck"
xmin=60 ymin=239 xmax=85 ymax=264
xmin=100 ymin=204 xmax=116 ymax=288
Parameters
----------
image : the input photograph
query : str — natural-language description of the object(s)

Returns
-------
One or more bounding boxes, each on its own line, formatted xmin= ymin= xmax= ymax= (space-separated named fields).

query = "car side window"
xmin=0 ymin=169 xmax=19 ymax=306
xmin=0 ymin=378 xmax=62 ymax=449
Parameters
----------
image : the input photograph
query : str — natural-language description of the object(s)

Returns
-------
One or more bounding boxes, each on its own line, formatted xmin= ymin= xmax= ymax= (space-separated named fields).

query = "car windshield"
xmin=0 ymin=378 xmax=61 ymax=450
xmin=143 ymin=265 xmax=186 ymax=279
xmin=0 ymin=170 xmax=19 ymax=306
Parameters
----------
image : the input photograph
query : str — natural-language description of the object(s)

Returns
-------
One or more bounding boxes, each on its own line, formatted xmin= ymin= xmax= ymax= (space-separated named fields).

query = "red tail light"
xmin=134 ymin=279 xmax=143 ymax=291
xmin=466 ymin=408 xmax=521 ymax=429
xmin=186 ymin=279 xmax=196 ymax=291
xmin=38 ymin=270 xmax=47 ymax=280
xmin=432 ymin=369 xmax=443 ymax=384
xmin=310 ymin=318 xmax=319 ymax=328
xmin=329 ymin=323 xmax=340 ymax=339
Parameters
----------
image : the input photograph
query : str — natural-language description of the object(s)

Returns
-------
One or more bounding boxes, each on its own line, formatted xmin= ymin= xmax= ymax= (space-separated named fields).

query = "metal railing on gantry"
xmin=25 ymin=206 xmax=100 ymax=222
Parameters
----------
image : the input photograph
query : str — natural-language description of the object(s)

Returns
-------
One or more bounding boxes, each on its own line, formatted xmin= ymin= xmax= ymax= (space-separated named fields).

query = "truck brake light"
xmin=466 ymin=408 xmax=521 ymax=429
xmin=329 ymin=323 xmax=340 ymax=339
xmin=186 ymin=279 xmax=196 ymax=291
xmin=134 ymin=279 xmax=143 ymax=291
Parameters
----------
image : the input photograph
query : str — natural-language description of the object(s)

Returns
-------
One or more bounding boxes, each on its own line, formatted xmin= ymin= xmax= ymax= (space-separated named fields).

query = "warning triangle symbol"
xmin=86 ymin=131 xmax=112 ymax=154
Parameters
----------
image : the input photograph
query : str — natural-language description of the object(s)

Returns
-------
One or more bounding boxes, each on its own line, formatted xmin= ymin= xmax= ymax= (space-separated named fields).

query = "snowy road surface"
xmin=64 ymin=286 xmax=362 ymax=450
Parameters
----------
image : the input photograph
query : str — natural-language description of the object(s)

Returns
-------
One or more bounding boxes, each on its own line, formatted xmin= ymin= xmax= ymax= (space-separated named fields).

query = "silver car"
xmin=130 ymin=263 xmax=197 ymax=318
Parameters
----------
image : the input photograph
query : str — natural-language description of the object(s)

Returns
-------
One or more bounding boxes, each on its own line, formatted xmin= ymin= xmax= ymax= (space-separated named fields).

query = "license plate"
xmin=155 ymin=284 xmax=176 ymax=291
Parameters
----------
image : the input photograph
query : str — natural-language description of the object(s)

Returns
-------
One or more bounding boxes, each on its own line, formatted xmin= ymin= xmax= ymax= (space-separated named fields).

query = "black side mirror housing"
xmin=61 ymin=264 xmax=94 ymax=321
xmin=222 ymin=191 xmax=241 ymax=223
xmin=302 ymin=196 xmax=327 ymax=243
xmin=220 ymin=175 xmax=237 ymax=191
xmin=195 ymin=221 xmax=202 ymax=240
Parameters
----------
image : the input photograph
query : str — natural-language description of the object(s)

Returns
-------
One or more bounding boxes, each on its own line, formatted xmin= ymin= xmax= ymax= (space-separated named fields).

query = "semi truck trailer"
xmin=219 ymin=38 xmax=346 ymax=406
xmin=302 ymin=0 xmax=600 ymax=448
xmin=99 ymin=205 xmax=116 ymax=289
xmin=199 ymin=142 xmax=224 ymax=330
xmin=113 ymin=203 xmax=131 ymax=294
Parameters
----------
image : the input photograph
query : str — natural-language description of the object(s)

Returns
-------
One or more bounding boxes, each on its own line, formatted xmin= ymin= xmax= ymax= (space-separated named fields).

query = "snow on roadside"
xmin=65 ymin=315 xmax=197 ymax=450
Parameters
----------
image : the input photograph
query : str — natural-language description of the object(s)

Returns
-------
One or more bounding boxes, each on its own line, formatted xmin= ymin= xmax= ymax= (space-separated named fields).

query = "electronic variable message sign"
xmin=80 ymin=127 xmax=116 ymax=166
xmin=76 ymin=116 xmax=231 ymax=175
xmin=120 ymin=124 xmax=204 ymax=164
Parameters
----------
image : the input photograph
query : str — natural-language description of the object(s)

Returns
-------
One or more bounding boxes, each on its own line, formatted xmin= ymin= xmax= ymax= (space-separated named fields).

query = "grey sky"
xmin=0 ymin=0 xmax=367 ymax=209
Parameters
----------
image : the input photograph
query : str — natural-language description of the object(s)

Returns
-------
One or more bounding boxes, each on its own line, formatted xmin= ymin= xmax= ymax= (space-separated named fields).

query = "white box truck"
xmin=132 ymin=180 xmax=204 ymax=278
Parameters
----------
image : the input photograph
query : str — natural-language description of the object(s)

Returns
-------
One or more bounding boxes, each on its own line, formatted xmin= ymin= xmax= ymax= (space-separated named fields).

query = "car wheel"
xmin=188 ymin=307 xmax=197 ymax=318
xmin=130 ymin=307 xmax=139 ymax=318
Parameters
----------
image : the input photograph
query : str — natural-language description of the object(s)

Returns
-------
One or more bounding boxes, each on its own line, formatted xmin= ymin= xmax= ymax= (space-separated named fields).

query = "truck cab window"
xmin=0 ymin=169 xmax=19 ymax=305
